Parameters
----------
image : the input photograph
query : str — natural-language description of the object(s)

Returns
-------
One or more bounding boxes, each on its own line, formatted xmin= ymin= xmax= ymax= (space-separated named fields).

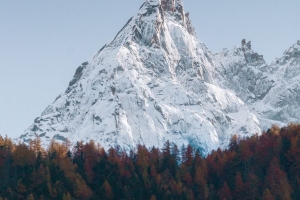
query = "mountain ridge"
xmin=214 ymin=38 xmax=300 ymax=131
xmin=19 ymin=0 xmax=299 ymax=154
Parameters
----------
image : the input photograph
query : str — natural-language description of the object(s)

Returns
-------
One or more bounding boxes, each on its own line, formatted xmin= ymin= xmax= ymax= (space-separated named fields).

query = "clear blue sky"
xmin=0 ymin=0 xmax=299 ymax=138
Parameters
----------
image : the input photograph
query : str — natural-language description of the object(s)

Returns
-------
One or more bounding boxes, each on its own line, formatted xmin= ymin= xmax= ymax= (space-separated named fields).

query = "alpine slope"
xmin=20 ymin=0 xmax=299 ymax=155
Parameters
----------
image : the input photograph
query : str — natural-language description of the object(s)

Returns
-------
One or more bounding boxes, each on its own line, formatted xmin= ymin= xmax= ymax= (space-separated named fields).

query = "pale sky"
xmin=0 ymin=0 xmax=299 ymax=138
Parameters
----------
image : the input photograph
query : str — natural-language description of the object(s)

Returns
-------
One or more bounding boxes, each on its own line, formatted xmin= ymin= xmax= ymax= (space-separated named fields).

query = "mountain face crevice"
xmin=20 ymin=0 xmax=299 ymax=155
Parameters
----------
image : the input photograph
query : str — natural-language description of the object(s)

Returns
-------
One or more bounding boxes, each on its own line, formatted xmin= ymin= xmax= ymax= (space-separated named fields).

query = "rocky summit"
xmin=19 ymin=0 xmax=299 ymax=155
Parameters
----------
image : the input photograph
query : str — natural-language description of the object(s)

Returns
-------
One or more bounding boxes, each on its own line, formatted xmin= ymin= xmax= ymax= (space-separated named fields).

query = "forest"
xmin=1 ymin=123 xmax=300 ymax=200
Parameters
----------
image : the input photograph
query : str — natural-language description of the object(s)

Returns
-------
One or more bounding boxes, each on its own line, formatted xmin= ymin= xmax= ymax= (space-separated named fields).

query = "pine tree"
xmin=229 ymin=135 xmax=239 ymax=151
xmin=74 ymin=178 xmax=93 ymax=199
xmin=12 ymin=143 xmax=35 ymax=167
xmin=103 ymin=180 xmax=113 ymax=200
xmin=183 ymin=172 xmax=193 ymax=186
xmin=30 ymin=136 xmax=44 ymax=156
xmin=233 ymin=172 xmax=244 ymax=199
xmin=83 ymin=140 xmax=97 ymax=184
xmin=218 ymin=181 xmax=232 ymax=200
xmin=262 ymin=189 xmax=275 ymax=200
xmin=161 ymin=141 xmax=172 ymax=172
xmin=184 ymin=188 xmax=195 ymax=200
xmin=194 ymin=166 xmax=208 ymax=199
xmin=16 ymin=179 xmax=27 ymax=199
xmin=264 ymin=158 xmax=291 ymax=199
xmin=27 ymin=193 xmax=34 ymax=200
xmin=245 ymin=172 xmax=259 ymax=200
xmin=286 ymin=136 xmax=300 ymax=178
xmin=62 ymin=193 xmax=72 ymax=200
xmin=150 ymin=164 xmax=157 ymax=177
xmin=183 ymin=145 xmax=194 ymax=168
xmin=171 ymin=143 xmax=180 ymax=163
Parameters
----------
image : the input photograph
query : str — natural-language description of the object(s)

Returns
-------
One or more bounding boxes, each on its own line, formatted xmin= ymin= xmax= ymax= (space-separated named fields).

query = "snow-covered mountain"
xmin=260 ymin=40 xmax=300 ymax=129
xmin=19 ymin=0 xmax=299 ymax=154
xmin=214 ymin=39 xmax=300 ymax=131
xmin=213 ymin=39 xmax=273 ymax=104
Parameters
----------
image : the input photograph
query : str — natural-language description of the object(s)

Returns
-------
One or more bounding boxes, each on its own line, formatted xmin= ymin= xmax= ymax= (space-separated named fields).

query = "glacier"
xmin=19 ymin=0 xmax=299 ymax=155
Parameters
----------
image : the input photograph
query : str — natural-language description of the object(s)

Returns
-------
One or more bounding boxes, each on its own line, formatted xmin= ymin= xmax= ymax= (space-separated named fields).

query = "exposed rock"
xmin=21 ymin=2 xmax=300 ymax=155
xmin=214 ymin=40 xmax=300 ymax=131
xmin=20 ymin=1 xmax=260 ymax=155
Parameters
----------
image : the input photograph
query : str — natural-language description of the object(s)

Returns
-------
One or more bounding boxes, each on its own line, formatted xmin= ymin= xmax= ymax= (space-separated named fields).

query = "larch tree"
xmin=264 ymin=158 xmax=291 ymax=199
xmin=103 ymin=180 xmax=113 ymax=200
xmin=233 ymin=172 xmax=244 ymax=199
xmin=262 ymin=189 xmax=275 ymax=200
xmin=218 ymin=181 xmax=232 ymax=200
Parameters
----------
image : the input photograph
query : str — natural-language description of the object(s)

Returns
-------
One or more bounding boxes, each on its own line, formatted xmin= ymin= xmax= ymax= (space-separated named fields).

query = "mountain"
xmin=261 ymin=40 xmax=300 ymax=128
xmin=213 ymin=39 xmax=300 ymax=130
xmin=19 ymin=0 xmax=261 ymax=155
xmin=213 ymin=39 xmax=273 ymax=104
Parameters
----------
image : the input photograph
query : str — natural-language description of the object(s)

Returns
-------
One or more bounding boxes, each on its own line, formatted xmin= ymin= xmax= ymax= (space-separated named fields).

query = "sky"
xmin=0 ymin=0 xmax=299 ymax=139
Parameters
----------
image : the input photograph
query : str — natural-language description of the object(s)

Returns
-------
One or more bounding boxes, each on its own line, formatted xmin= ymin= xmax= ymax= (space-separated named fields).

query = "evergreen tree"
xmin=27 ymin=193 xmax=34 ymax=200
xmin=103 ymin=180 xmax=113 ymax=200
xmin=218 ymin=181 xmax=232 ymax=200
xmin=262 ymin=189 xmax=275 ymax=200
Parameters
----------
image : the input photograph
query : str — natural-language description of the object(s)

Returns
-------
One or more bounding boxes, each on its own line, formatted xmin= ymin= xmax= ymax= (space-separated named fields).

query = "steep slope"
xmin=213 ymin=39 xmax=274 ymax=104
xmin=261 ymin=40 xmax=300 ymax=128
xmin=214 ymin=40 xmax=300 ymax=130
xmin=20 ymin=0 xmax=260 ymax=154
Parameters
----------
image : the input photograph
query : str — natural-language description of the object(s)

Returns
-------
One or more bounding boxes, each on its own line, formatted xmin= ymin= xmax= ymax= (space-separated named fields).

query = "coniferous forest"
xmin=1 ymin=124 xmax=300 ymax=199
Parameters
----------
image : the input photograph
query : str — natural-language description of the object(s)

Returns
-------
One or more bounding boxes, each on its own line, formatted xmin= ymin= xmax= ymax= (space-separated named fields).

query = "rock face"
xmin=213 ymin=39 xmax=300 ymax=131
xmin=261 ymin=41 xmax=300 ymax=128
xmin=214 ymin=40 xmax=273 ymax=104
xmin=19 ymin=0 xmax=300 ymax=155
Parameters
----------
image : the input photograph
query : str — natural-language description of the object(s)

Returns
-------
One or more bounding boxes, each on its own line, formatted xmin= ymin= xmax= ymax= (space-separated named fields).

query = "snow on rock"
xmin=213 ymin=39 xmax=300 ymax=131
xmin=20 ymin=0 xmax=261 ymax=155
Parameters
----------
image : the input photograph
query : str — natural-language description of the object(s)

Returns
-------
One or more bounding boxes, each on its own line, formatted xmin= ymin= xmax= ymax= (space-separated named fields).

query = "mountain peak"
xmin=284 ymin=40 xmax=300 ymax=53
xmin=274 ymin=40 xmax=300 ymax=66
xmin=161 ymin=0 xmax=176 ymax=12
xmin=20 ymin=0 xmax=261 ymax=155
xmin=141 ymin=0 xmax=195 ymax=36
xmin=158 ymin=0 xmax=184 ymax=13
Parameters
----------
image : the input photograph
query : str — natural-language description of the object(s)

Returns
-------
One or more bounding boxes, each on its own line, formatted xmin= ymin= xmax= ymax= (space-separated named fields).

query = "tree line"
xmin=1 ymin=123 xmax=300 ymax=199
